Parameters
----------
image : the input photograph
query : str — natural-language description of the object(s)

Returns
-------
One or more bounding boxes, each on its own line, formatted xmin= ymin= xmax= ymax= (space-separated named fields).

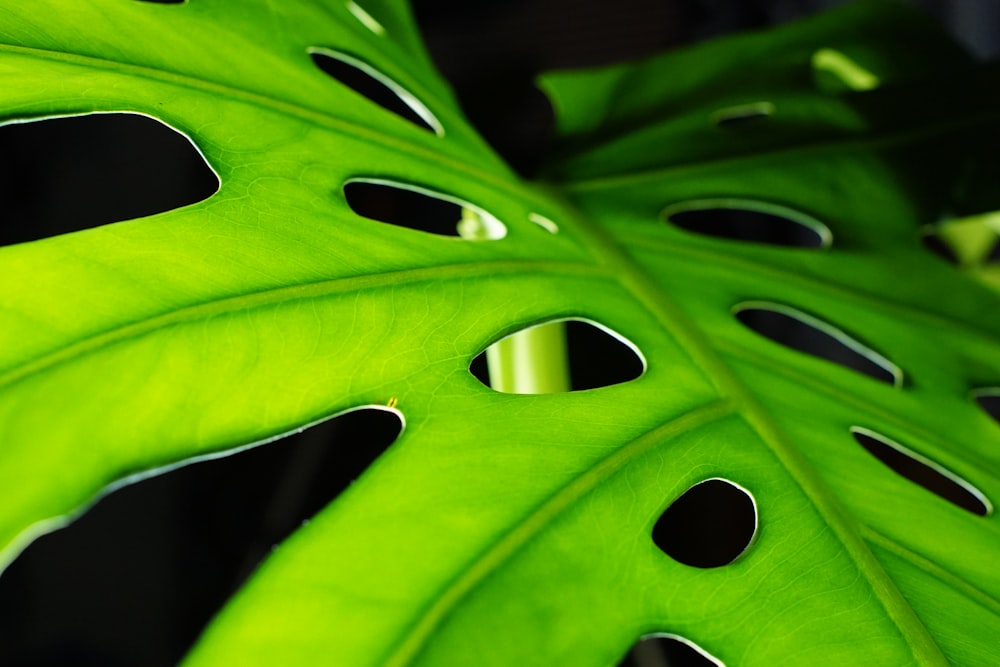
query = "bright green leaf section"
xmin=0 ymin=1 xmax=999 ymax=666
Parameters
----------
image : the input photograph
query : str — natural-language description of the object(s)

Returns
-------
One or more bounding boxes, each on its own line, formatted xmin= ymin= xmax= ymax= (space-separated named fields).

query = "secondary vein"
xmin=0 ymin=260 xmax=601 ymax=392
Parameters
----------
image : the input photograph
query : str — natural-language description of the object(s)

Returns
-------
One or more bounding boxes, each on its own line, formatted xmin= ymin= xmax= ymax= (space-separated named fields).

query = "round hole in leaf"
xmin=652 ymin=478 xmax=757 ymax=568
xmin=663 ymin=199 xmax=831 ymax=248
xmin=0 ymin=404 xmax=403 ymax=664
xmin=0 ymin=112 xmax=219 ymax=247
xmin=309 ymin=48 xmax=442 ymax=135
xmin=733 ymin=301 xmax=902 ymax=386
xmin=469 ymin=318 xmax=645 ymax=394
xmin=617 ymin=634 xmax=724 ymax=667
xmin=343 ymin=178 xmax=506 ymax=239
xmin=711 ymin=101 xmax=775 ymax=127
xmin=851 ymin=427 xmax=990 ymax=516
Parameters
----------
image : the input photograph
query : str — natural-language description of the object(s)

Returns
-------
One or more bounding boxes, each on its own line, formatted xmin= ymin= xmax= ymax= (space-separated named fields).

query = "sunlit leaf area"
xmin=0 ymin=1 xmax=999 ymax=665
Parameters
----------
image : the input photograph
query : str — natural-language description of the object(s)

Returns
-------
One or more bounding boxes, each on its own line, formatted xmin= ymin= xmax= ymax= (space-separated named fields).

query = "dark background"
xmin=0 ymin=1 xmax=996 ymax=665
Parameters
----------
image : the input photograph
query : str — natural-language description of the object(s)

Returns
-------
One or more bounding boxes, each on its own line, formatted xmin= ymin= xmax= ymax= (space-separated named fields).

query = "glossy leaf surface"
xmin=0 ymin=2 xmax=998 ymax=666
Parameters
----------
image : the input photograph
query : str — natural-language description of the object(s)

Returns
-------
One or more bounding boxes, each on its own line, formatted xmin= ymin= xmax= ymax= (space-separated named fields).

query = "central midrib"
xmin=549 ymin=202 xmax=947 ymax=664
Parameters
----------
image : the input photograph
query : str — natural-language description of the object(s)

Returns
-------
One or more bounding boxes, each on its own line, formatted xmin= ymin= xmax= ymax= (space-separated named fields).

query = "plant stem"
xmin=459 ymin=207 xmax=572 ymax=394
xmin=485 ymin=321 xmax=570 ymax=394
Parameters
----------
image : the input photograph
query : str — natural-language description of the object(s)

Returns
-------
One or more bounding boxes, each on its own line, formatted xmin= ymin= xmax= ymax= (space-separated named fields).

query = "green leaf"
xmin=1 ymin=1 xmax=999 ymax=665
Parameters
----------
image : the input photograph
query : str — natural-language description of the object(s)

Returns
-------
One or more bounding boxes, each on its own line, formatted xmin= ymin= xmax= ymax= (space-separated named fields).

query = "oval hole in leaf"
xmin=0 ymin=112 xmax=219 ymax=247
xmin=469 ymin=318 xmax=645 ymax=394
xmin=850 ymin=427 xmax=990 ymax=516
xmin=309 ymin=48 xmax=442 ymax=135
xmin=0 ymin=406 xmax=402 ymax=665
xmin=663 ymin=199 xmax=831 ymax=248
xmin=618 ymin=634 xmax=724 ymax=667
xmin=733 ymin=301 xmax=902 ymax=386
xmin=652 ymin=478 xmax=757 ymax=568
xmin=134 ymin=0 xmax=184 ymax=4
xmin=343 ymin=178 xmax=506 ymax=239
xmin=711 ymin=101 xmax=775 ymax=127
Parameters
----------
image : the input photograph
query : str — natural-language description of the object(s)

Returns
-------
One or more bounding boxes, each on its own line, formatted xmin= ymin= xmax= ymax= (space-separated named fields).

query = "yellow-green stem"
xmin=485 ymin=322 xmax=570 ymax=394
xmin=459 ymin=207 xmax=571 ymax=394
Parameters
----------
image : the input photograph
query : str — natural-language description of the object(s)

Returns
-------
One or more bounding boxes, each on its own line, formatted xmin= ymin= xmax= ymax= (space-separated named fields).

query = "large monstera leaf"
xmin=1 ymin=1 xmax=999 ymax=665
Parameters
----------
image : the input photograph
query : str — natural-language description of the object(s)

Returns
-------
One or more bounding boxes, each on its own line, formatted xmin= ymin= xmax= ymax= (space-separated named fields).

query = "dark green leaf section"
xmin=0 ymin=2 xmax=997 ymax=666
xmin=538 ymin=1 xmax=971 ymax=182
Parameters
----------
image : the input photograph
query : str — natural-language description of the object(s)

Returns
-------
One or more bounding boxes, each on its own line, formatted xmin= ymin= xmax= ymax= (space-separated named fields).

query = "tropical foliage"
xmin=0 ymin=1 xmax=999 ymax=664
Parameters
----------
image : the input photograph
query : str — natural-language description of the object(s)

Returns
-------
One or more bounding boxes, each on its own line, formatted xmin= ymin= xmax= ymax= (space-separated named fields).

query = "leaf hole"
xmin=921 ymin=215 xmax=1000 ymax=267
xmin=711 ymin=102 xmax=775 ymax=128
xmin=973 ymin=388 xmax=1000 ymax=425
xmin=850 ymin=427 xmax=990 ymax=516
xmin=663 ymin=199 xmax=831 ymax=248
xmin=309 ymin=48 xmax=442 ymax=135
xmin=528 ymin=212 xmax=559 ymax=234
xmin=652 ymin=478 xmax=757 ymax=569
xmin=346 ymin=0 xmax=385 ymax=35
xmin=0 ymin=406 xmax=402 ymax=664
xmin=343 ymin=178 xmax=506 ymax=239
xmin=734 ymin=301 xmax=902 ymax=386
xmin=920 ymin=228 xmax=960 ymax=265
xmin=986 ymin=239 xmax=1000 ymax=264
xmin=618 ymin=634 xmax=724 ymax=667
xmin=812 ymin=48 xmax=880 ymax=93
xmin=469 ymin=319 xmax=645 ymax=394
xmin=0 ymin=112 xmax=218 ymax=247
